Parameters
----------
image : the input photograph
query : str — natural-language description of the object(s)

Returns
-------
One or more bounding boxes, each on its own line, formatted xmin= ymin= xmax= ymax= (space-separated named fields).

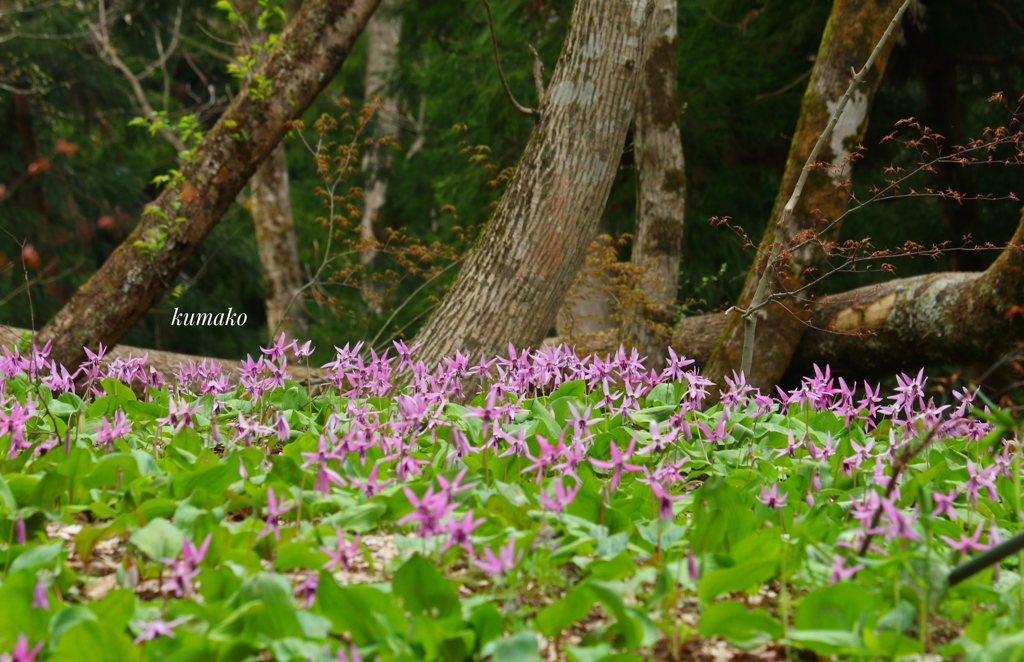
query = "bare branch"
xmin=738 ymin=0 xmax=913 ymax=375
xmin=480 ymin=0 xmax=539 ymax=119
xmin=89 ymin=0 xmax=188 ymax=156
xmin=754 ymin=68 xmax=811 ymax=102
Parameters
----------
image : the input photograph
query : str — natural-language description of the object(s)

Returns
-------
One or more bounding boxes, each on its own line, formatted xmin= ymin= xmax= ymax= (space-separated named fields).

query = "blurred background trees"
xmin=2 ymin=0 xmax=1024 ymax=376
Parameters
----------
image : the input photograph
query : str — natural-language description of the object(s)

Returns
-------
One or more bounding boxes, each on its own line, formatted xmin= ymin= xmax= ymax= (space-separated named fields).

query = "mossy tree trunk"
xmin=791 ymin=208 xmax=1024 ymax=376
xmin=704 ymin=0 xmax=906 ymax=391
xmin=412 ymin=0 xmax=655 ymax=367
xmin=37 ymin=0 xmax=381 ymax=371
xmin=625 ymin=0 xmax=686 ymax=370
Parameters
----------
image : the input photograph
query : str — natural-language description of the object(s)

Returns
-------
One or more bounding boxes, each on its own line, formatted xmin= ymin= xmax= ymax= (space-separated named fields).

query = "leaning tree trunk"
xmin=412 ymin=0 xmax=655 ymax=367
xmin=790 ymin=208 xmax=1024 ymax=377
xmin=37 ymin=0 xmax=381 ymax=371
xmin=624 ymin=0 xmax=686 ymax=370
xmin=704 ymin=0 xmax=906 ymax=391
xmin=250 ymin=144 xmax=307 ymax=341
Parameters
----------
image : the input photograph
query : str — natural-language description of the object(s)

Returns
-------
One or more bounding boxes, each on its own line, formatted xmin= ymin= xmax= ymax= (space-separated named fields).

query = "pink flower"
xmin=133 ymin=618 xmax=187 ymax=644
xmin=257 ymin=487 xmax=294 ymax=542
xmin=940 ymin=523 xmax=989 ymax=562
xmin=588 ymin=439 xmax=643 ymax=491
xmin=472 ymin=539 xmax=522 ymax=577
xmin=830 ymin=555 xmax=864 ymax=584
xmin=539 ymin=478 xmax=580 ymax=514
xmin=1 ymin=635 xmax=43 ymax=662
xmin=321 ymin=529 xmax=361 ymax=572
xmin=756 ymin=484 xmax=787 ymax=509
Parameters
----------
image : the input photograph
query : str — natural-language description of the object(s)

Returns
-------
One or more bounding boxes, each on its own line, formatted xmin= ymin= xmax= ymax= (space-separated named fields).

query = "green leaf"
xmin=393 ymin=553 xmax=460 ymax=619
xmin=52 ymin=620 xmax=141 ymax=662
xmin=585 ymin=550 xmax=636 ymax=581
xmin=0 ymin=475 xmax=17 ymax=512
xmin=699 ymin=601 xmax=782 ymax=649
xmin=75 ymin=516 xmax=128 ymax=563
xmin=531 ymin=399 xmax=563 ymax=439
xmin=274 ymin=542 xmax=328 ymax=571
xmin=536 ymin=583 xmax=594 ymax=637
xmin=314 ymin=573 xmax=407 ymax=644
xmin=630 ymin=405 xmax=677 ymax=426
xmin=9 ymin=540 xmax=63 ymax=574
xmin=129 ymin=517 xmax=184 ymax=562
xmin=697 ymin=559 xmax=776 ymax=602
xmin=587 ymin=580 xmax=645 ymax=649
xmin=83 ymin=453 xmax=141 ymax=489
xmin=794 ymin=582 xmax=876 ymax=632
xmin=492 ymin=630 xmax=541 ymax=662
xmin=468 ymin=602 xmax=504 ymax=652
xmin=87 ymin=589 xmax=136 ymax=633
xmin=549 ymin=380 xmax=586 ymax=400
xmin=322 ymin=501 xmax=386 ymax=533
xmin=48 ymin=606 xmax=98 ymax=642
xmin=0 ymin=570 xmax=47 ymax=649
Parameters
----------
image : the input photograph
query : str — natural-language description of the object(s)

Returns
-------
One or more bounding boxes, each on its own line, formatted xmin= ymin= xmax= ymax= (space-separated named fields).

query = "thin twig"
xmin=755 ymin=68 xmax=812 ymax=101
xmin=857 ymin=424 xmax=940 ymax=557
xmin=90 ymin=0 xmax=188 ymax=156
xmin=739 ymin=0 xmax=913 ymax=375
xmin=480 ymin=0 xmax=539 ymax=119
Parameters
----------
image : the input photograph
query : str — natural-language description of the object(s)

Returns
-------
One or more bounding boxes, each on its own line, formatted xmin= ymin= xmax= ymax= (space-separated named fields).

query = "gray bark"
xmin=251 ymin=144 xmax=307 ymax=341
xmin=412 ymin=0 xmax=655 ymax=367
xmin=360 ymin=0 xmax=402 ymax=269
xmin=625 ymin=0 xmax=686 ymax=370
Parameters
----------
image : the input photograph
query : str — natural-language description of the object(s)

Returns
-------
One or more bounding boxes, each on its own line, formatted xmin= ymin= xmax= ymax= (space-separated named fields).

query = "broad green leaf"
xmin=699 ymin=601 xmax=782 ymax=649
xmin=492 ymin=630 xmax=541 ymax=662
xmin=536 ymin=583 xmax=594 ymax=637
xmin=393 ymin=553 xmax=460 ymax=619
xmin=52 ymin=620 xmax=140 ymax=662
xmin=698 ymin=559 xmax=777 ymax=602
xmin=129 ymin=517 xmax=184 ymax=562
xmin=83 ymin=453 xmax=141 ymax=489
xmin=322 ymin=501 xmax=386 ymax=533
xmin=9 ymin=540 xmax=63 ymax=573
xmin=314 ymin=573 xmax=407 ymax=644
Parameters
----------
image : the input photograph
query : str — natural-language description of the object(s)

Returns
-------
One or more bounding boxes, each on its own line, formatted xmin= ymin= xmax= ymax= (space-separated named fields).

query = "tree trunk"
xmin=412 ymin=0 xmax=655 ymax=367
xmin=360 ymin=0 xmax=402 ymax=270
xmin=37 ymin=0 xmax=381 ymax=371
xmin=790 ymin=208 xmax=1024 ymax=377
xmin=704 ymin=0 xmax=906 ymax=391
xmin=250 ymin=143 xmax=307 ymax=341
xmin=625 ymin=0 xmax=686 ymax=370
xmin=557 ymin=234 xmax=622 ymax=348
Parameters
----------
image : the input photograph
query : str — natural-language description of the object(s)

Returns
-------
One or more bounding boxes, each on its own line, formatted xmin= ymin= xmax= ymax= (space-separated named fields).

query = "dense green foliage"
xmin=2 ymin=339 xmax=1024 ymax=660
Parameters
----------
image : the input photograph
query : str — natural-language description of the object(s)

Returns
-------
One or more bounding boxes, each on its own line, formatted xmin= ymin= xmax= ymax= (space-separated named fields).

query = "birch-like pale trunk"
xmin=704 ymin=0 xmax=907 ymax=391
xmin=360 ymin=0 xmax=402 ymax=269
xmin=625 ymin=0 xmax=685 ymax=370
xmin=37 ymin=0 xmax=381 ymax=371
xmin=251 ymin=144 xmax=307 ymax=341
xmin=412 ymin=0 xmax=655 ymax=367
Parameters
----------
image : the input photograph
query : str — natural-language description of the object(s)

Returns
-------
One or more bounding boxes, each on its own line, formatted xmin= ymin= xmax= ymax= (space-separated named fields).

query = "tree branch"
xmin=480 ymin=0 xmax=539 ymax=119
